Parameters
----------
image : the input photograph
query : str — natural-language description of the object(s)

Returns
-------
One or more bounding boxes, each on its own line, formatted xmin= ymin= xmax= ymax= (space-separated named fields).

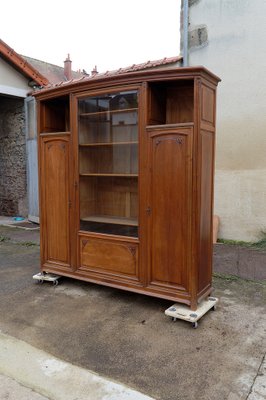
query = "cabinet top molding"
xmin=33 ymin=66 xmax=221 ymax=100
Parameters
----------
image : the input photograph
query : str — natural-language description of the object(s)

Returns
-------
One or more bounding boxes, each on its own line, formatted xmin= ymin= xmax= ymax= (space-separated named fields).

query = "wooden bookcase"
xmin=35 ymin=67 xmax=220 ymax=310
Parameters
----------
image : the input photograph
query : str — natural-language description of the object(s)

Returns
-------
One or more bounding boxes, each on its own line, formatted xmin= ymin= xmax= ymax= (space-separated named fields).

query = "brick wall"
xmin=0 ymin=96 xmax=27 ymax=216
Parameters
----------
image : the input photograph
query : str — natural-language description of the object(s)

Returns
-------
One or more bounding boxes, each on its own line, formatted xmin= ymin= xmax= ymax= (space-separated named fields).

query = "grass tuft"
xmin=251 ymin=231 xmax=266 ymax=250
xmin=217 ymin=230 xmax=266 ymax=251
xmin=19 ymin=241 xmax=38 ymax=247
xmin=217 ymin=238 xmax=251 ymax=247
xmin=0 ymin=235 xmax=10 ymax=242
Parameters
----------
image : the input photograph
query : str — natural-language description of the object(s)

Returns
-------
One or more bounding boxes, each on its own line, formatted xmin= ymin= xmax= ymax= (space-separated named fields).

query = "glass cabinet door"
xmin=78 ymin=90 xmax=138 ymax=237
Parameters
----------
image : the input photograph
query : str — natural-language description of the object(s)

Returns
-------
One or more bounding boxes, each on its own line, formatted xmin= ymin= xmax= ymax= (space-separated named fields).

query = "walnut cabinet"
xmin=35 ymin=67 xmax=220 ymax=310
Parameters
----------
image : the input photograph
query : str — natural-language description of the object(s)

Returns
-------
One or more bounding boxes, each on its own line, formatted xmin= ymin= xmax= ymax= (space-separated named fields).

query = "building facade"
xmin=0 ymin=43 xmax=47 ymax=217
xmin=183 ymin=0 xmax=266 ymax=241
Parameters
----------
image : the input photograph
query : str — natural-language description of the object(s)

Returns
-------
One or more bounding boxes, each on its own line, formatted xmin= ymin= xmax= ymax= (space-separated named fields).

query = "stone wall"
xmin=214 ymin=244 xmax=266 ymax=281
xmin=0 ymin=96 xmax=27 ymax=216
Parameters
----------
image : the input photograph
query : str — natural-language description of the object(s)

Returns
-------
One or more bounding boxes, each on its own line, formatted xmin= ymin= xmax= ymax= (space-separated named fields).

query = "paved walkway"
xmin=0 ymin=333 xmax=153 ymax=400
xmin=247 ymin=356 xmax=266 ymax=400
xmin=0 ymin=373 xmax=49 ymax=400
xmin=1 ymin=342 xmax=265 ymax=400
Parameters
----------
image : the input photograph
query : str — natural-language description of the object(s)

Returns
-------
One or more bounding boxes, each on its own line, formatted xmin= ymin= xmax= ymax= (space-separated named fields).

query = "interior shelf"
xmin=40 ymin=131 xmax=71 ymax=136
xmin=80 ymin=173 xmax=138 ymax=177
xmin=146 ymin=122 xmax=194 ymax=130
xmin=79 ymin=108 xmax=138 ymax=117
xmin=79 ymin=141 xmax=138 ymax=147
xmin=81 ymin=215 xmax=138 ymax=226
xmin=78 ymin=90 xmax=139 ymax=236
xmin=40 ymin=95 xmax=69 ymax=133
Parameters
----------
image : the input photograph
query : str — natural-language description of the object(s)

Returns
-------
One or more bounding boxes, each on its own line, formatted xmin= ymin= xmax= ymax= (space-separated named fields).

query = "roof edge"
xmin=33 ymin=65 xmax=221 ymax=99
xmin=34 ymin=55 xmax=183 ymax=95
xmin=0 ymin=39 xmax=49 ymax=86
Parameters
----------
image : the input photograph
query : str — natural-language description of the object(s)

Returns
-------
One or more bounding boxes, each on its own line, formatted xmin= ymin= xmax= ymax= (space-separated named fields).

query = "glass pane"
xmin=78 ymin=90 xmax=138 ymax=237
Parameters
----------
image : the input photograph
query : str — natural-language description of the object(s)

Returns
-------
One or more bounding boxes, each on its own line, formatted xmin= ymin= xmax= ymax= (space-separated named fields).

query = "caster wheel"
xmin=53 ymin=280 xmax=59 ymax=286
xmin=172 ymin=317 xmax=177 ymax=322
xmin=192 ymin=321 xmax=198 ymax=329
xmin=212 ymin=305 xmax=217 ymax=311
xmin=39 ymin=280 xmax=44 ymax=284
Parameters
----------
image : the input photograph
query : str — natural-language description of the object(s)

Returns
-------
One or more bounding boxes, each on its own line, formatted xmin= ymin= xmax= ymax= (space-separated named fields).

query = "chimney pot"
xmin=91 ymin=65 xmax=98 ymax=76
xmin=64 ymin=54 xmax=72 ymax=81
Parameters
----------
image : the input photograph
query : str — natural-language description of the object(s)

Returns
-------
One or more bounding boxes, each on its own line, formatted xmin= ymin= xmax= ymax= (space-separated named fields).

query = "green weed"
xmin=217 ymin=230 xmax=266 ymax=251
xmin=217 ymin=238 xmax=251 ymax=247
xmin=250 ymin=231 xmax=266 ymax=250
xmin=19 ymin=241 xmax=38 ymax=247
xmin=0 ymin=235 xmax=10 ymax=242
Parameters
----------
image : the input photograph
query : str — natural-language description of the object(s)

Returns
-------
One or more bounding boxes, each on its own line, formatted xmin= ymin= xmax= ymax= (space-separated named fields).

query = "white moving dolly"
xmin=165 ymin=297 xmax=218 ymax=328
xmin=33 ymin=272 xmax=61 ymax=286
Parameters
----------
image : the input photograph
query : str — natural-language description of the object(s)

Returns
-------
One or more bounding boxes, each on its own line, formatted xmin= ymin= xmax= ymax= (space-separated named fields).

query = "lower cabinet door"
xmin=147 ymin=127 xmax=193 ymax=293
xmin=78 ymin=234 xmax=140 ymax=284
xmin=40 ymin=135 xmax=72 ymax=270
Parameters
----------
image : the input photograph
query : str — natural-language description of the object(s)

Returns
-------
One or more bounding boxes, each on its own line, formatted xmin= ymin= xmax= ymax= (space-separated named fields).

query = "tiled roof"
xmin=107 ymin=55 xmax=182 ymax=74
xmin=42 ymin=55 xmax=182 ymax=90
xmin=22 ymin=56 xmax=84 ymax=85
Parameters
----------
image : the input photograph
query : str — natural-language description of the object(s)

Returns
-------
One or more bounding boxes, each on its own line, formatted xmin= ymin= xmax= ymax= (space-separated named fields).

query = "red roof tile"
xmin=40 ymin=55 xmax=182 ymax=91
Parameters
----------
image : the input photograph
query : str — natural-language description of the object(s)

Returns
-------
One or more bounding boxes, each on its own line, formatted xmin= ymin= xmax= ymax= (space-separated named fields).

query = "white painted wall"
xmin=188 ymin=0 xmax=266 ymax=241
xmin=0 ymin=57 xmax=29 ymax=97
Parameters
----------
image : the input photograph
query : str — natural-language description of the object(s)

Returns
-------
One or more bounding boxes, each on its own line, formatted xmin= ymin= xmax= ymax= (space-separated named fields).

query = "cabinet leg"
xmin=190 ymin=299 xmax=198 ymax=311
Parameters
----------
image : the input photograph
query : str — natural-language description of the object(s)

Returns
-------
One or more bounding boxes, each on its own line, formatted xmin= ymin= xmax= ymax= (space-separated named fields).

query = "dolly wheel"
xmin=53 ymin=280 xmax=59 ymax=286
xmin=192 ymin=321 xmax=198 ymax=329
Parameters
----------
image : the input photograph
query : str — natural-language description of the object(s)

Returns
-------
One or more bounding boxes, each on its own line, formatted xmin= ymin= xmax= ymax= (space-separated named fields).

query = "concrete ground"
xmin=0 ymin=225 xmax=265 ymax=400
xmin=0 ymin=332 xmax=153 ymax=400
xmin=0 ymin=374 xmax=49 ymax=400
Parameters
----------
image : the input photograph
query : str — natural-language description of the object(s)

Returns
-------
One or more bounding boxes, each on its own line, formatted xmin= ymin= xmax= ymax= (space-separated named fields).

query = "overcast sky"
xmin=1 ymin=0 xmax=181 ymax=73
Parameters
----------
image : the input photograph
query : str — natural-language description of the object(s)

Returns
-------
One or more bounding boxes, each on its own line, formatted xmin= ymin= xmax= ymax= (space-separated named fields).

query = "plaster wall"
xmin=187 ymin=0 xmax=266 ymax=241
xmin=0 ymin=57 xmax=29 ymax=97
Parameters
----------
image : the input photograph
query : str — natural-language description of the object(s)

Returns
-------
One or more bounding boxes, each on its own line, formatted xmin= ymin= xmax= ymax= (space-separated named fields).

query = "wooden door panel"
xmin=148 ymin=127 xmax=193 ymax=291
xmin=78 ymin=235 xmax=139 ymax=282
xmin=41 ymin=136 xmax=71 ymax=268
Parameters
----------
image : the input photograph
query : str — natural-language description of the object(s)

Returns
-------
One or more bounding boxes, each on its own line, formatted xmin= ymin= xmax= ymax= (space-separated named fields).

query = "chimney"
xmin=91 ymin=65 xmax=98 ymax=76
xmin=64 ymin=54 xmax=72 ymax=81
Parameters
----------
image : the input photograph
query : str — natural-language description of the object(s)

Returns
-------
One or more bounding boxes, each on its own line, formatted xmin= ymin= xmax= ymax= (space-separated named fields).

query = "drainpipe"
xmin=182 ymin=0 xmax=189 ymax=66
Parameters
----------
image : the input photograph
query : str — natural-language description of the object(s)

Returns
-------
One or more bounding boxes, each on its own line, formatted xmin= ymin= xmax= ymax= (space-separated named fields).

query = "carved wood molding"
xmin=128 ymin=246 xmax=137 ymax=258
xmin=81 ymin=239 xmax=88 ymax=248
xmin=156 ymin=137 xmax=184 ymax=146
